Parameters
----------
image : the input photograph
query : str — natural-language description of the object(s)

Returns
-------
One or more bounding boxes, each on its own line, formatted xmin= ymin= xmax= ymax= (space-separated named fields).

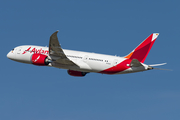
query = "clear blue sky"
xmin=1 ymin=0 xmax=179 ymax=120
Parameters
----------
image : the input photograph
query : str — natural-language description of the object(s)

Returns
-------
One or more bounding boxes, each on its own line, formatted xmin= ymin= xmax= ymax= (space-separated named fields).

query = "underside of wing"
xmin=49 ymin=31 xmax=77 ymax=66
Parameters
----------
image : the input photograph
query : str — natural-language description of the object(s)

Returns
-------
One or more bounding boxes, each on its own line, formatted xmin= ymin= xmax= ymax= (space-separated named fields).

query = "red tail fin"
xmin=125 ymin=33 xmax=159 ymax=63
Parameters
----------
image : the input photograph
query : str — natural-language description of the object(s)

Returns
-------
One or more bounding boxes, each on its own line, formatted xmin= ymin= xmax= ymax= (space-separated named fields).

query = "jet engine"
xmin=31 ymin=54 xmax=51 ymax=66
xmin=67 ymin=70 xmax=87 ymax=77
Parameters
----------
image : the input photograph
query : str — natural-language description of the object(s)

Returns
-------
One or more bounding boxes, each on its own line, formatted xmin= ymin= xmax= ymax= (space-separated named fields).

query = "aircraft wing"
xmin=49 ymin=31 xmax=77 ymax=65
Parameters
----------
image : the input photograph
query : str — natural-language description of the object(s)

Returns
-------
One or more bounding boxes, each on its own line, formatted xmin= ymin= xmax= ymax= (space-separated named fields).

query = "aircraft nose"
xmin=7 ymin=51 xmax=11 ymax=59
xmin=7 ymin=51 xmax=15 ymax=60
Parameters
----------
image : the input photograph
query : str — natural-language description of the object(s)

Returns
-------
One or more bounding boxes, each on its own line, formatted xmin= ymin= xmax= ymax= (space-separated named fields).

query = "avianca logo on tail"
xmin=22 ymin=47 xmax=49 ymax=54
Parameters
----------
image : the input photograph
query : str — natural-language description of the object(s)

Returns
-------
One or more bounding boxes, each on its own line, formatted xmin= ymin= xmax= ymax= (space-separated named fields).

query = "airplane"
xmin=7 ymin=31 xmax=167 ymax=77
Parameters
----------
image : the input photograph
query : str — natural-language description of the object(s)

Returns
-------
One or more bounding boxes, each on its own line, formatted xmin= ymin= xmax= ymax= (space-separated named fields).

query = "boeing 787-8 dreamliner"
xmin=7 ymin=31 xmax=166 ymax=77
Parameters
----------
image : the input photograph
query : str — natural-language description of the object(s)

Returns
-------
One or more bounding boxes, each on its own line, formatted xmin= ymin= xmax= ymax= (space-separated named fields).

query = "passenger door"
xmin=83 ymin=55 xmax=89 ymax=63
xmin=113 ymin=59 xmax=118 ymax=66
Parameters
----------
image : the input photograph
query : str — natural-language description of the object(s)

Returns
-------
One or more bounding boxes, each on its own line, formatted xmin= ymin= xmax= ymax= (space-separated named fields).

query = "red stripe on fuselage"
xmin=99 ymin=59 xmax=131 ymax=74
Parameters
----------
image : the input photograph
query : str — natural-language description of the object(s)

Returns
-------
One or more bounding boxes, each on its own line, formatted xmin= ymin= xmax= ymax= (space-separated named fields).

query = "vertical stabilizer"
xmin=125 ymin=33 xmax=159 ymax=63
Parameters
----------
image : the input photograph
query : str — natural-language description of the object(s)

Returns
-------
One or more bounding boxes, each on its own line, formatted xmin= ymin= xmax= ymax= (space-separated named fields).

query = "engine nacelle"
xmin=67 ymin=70 xmax=87 ymax=77
xmin=31 ymin=54 xmax=49 ymax=66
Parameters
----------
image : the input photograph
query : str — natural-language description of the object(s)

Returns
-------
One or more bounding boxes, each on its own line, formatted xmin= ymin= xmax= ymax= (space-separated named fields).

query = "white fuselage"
xmin=7 ymin=45 xmax=148 ymax=75
xmin=7 ymin=32 xmax=162 ymax=76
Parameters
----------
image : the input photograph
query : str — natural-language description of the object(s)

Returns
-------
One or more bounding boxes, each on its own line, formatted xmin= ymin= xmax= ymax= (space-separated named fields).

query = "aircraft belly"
xmin=88 ymin=62 xmax=112 ymax=72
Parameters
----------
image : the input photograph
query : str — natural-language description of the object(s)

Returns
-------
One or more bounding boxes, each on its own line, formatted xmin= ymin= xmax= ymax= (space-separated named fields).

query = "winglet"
xmin=125 ymin=33 xmax=159 ymax=63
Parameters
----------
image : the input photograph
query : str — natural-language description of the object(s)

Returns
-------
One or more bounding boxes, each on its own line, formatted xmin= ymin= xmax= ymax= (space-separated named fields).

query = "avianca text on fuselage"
xmin=7 ymin=31 xmax=167 ymax=77
xmin=22 ymin=47 xmax=49 ymax=54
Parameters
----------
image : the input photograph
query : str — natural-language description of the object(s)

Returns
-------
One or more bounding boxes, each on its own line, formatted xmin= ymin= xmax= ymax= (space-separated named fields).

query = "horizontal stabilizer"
xmin=148 ymin=63 xmax=167 ymax=67
xmin=148 ymin=63 xmax=171 ymax=71
xmin=130 ymin=59 xmax=143 ymax=67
